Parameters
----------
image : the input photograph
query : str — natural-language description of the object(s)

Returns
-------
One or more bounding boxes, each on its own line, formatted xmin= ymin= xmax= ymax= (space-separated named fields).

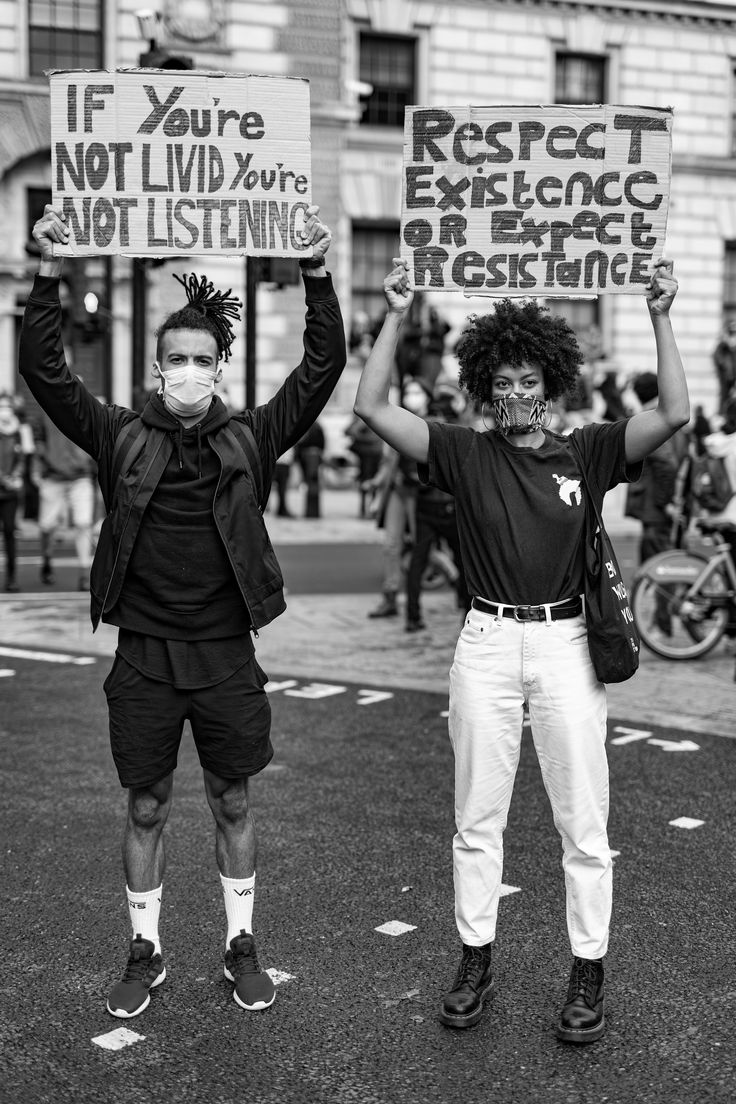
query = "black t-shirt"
xmin=423 ymin=419 xmax=640 ymax=605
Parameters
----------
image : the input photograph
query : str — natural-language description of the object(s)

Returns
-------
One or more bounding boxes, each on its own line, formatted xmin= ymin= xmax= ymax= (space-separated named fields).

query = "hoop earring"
xmin=543 ymin=402 xmax=553 ymax=429
xmin=481 ymin=402 xmax=493 ymax=431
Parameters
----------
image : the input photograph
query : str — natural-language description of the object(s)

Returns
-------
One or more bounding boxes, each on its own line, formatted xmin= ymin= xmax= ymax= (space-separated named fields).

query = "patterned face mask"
xmin=491 ymin=393 xmax=549 ymax=435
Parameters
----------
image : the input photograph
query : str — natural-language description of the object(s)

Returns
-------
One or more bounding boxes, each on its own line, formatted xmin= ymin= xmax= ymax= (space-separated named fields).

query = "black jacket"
xmin=19 ymin=272 xmax=346 ymax=631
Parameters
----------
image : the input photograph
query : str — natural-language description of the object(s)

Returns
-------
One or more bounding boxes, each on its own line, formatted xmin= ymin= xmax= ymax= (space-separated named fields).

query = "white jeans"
xmin=448 ymin=604 xmax=611 ymax=959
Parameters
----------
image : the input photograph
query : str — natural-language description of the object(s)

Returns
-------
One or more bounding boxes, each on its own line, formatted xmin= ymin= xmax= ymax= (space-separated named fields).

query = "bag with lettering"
xmin=570 ymin=438 xmax=640 ymax=684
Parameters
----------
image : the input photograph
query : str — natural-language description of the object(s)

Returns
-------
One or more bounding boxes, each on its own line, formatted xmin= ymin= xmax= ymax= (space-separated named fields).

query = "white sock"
xmin=126 ymin=885 xmax=162 ymax=956
xmin=221 ymin=873 xmax=255 ymax=948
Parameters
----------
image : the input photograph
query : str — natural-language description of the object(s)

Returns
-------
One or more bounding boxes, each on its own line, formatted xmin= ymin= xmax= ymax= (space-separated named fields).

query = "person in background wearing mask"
xmin=20 ymin=204 xmax=346 ymax=1020
xmin=364 ymin=376 xmax=432 ymax=619
xmin=0 ymin=392 xmax=23 ymax=592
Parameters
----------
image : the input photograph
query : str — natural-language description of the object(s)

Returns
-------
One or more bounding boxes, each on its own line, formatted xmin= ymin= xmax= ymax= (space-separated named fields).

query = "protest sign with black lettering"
xmin=49 ymin=69 xmax=312 ymax=257
xmin=401 ymin=104 xmax=672 ymax=296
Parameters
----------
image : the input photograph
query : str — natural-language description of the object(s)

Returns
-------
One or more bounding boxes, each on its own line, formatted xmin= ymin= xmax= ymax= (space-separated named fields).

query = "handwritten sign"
xmin=401 ymin=104 xmax=672 ymax=296
xmin=49 ymin=69 xmax=312 ymax=257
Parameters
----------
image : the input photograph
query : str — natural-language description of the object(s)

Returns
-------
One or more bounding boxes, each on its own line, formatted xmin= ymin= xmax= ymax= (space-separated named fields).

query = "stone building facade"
xmin=2 ymin=0 xmax=736 ymax=428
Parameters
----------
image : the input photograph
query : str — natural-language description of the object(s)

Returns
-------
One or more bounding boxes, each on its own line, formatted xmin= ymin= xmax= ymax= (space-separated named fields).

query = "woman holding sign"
xmin=354 ymin=257 xmax=688 ymax=1042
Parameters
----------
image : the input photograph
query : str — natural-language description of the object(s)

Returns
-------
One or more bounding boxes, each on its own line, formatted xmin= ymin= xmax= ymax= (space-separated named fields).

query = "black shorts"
xmin=103 ymin=654 xmax=272 ymax=789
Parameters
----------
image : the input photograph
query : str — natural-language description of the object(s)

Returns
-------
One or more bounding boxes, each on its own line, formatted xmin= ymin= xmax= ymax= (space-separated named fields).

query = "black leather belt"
xmin=472 ymin=596 xmax=583 ymax=622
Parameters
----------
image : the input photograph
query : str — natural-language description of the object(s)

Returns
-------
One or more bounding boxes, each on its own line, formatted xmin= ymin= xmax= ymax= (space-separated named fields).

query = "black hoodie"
xmin=112 ymin=394 xmax=249 ymax=640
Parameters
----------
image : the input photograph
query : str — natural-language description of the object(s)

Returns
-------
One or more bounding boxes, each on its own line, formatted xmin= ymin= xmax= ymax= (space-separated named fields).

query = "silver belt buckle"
xmin=514 ymin=604 xmax=533 ymax=622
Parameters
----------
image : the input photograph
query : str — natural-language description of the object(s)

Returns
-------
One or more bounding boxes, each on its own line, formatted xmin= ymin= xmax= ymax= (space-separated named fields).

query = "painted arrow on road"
xmin=646 ymin=738 xmax=700 ymax=752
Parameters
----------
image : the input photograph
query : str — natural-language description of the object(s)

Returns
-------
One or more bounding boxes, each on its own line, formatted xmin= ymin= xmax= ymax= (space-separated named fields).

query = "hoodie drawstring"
xmin=196 ymin=424 xmax=203 ymax=479
xmin=176 ymin=422 xmax=184 ymax=470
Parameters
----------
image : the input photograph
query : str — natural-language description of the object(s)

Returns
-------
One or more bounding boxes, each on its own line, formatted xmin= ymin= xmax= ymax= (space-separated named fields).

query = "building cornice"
xmin=479 ymin=0 xmax=736 ymax=28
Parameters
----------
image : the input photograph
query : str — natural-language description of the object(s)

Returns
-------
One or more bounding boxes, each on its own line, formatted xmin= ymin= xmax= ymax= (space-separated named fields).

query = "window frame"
xmin=27 ymin=0 xmax=104 ymax=79
xmin=358 ymin=30 xmax=417 ymax=129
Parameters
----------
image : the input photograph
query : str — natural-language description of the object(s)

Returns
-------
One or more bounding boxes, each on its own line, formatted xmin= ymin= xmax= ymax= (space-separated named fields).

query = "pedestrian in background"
xmin=405 ymin=388 xmax=469 ymax=633
xmin=346 ymin=414 xmax=384 ymax=518
xmin=13 ymin=396 xmax=39 ymax=521
xmin=295 ymin=419 xmax=325 ymax=518
xmin=625 ymin=372 xmax=687 ymax=563
xmin=22 ymin=203 xmax=345 ymax=1021
xmin=354 ymin=255 xmax=688 ymax=1044
xmin=37 ymin=409 xmax=96 ymax=590
xmin=712 ymin=319 xmax=736 ymax=416
xmin=271 ymin=446 xmax=294 ymax=517
xmin=0 ymin=391 xmax=23 ymax=592
xmin=364 ymin=376 xmax=431 ymax=619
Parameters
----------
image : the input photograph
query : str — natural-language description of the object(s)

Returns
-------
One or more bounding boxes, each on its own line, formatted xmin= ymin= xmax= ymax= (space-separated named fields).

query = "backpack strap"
xmin=110 ymin=421 xmax=150 ymax=494
xmin=222 ymin=420 xmax=267 ymax=510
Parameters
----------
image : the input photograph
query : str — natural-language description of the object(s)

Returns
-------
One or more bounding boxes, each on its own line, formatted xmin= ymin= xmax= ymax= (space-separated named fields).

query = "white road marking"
xmin=0 ymin=669 xmax=15 ymax=677
xmin=611 ymin=726 xmax=652 ymax=745
xmin=264 ymin=679 xmax=298 ymax=694
xmin=283 ymin=682 xmax=347 ymax=699
xmin=357 ymin=689 xmax=394 ymax=706
xmin=375 ymin=921 xmax=417 ymax=936
xmin=0 ymin=646 xmax=95 ymax=665
xmin=647 ymin=738 xmax=700 ymax=752
xmin=669 ymin=817 xmax=705 ymax=829
xmin=499 ymin=884 xmax=521 ymax=897
xmin=91 ymin=1027 xmax=145 ymax=1051
xmin=266 ymin=968 xmax=295 ymax=986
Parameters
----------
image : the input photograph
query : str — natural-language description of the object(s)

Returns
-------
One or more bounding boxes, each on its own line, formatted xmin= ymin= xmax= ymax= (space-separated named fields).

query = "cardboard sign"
xmin=49 ymin=69 xmax=312 ymax=257
xmin=401 ymin=104 xmax=672 ymax=296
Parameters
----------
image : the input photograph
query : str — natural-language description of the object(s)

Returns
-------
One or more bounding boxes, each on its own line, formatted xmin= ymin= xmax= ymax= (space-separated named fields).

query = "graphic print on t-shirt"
xmin=552 ymin=473 xmax=582 ymax=507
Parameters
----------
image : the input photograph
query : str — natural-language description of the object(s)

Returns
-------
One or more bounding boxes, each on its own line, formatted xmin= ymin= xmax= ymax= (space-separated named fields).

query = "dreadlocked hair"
xmin=155 ymin=273 xmax=243 ymax=362
xmin=456 ymin=299 xmax=584 ymax=404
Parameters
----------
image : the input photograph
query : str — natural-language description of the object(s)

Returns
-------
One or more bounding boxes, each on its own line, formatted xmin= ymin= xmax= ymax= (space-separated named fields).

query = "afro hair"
xmin=455 ymin=299 xmax=584 ymax=405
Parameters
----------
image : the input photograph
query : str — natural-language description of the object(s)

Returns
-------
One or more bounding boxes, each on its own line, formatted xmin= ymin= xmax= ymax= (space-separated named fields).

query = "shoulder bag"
xmin=569 ymin=436 xmax=640 ymax=683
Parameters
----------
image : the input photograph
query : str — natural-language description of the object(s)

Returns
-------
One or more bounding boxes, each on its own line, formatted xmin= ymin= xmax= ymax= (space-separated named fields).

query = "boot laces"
xmin=457 ymin=945 xmax=490 ymax=986
xmin=568 ymin=958 xmax=601 ymax=1005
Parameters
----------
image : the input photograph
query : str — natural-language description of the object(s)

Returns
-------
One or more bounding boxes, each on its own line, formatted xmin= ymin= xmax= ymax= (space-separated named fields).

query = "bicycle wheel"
xmin=631 ymin=551 xmax=730 ymax=659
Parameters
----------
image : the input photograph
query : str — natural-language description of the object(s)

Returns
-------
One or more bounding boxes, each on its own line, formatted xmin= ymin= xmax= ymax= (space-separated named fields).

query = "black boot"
xmin=556 ymin=957 xmax=605 ymax=1043
xmin=367 ymin=592 xmax=398 ymax=618
xmin=438 ymin=943 xmax=492 ymax=1028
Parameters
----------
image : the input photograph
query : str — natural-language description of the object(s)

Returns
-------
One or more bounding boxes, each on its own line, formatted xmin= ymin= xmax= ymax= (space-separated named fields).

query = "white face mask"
xmin=159 ymin=365 xmax=217 ymax=418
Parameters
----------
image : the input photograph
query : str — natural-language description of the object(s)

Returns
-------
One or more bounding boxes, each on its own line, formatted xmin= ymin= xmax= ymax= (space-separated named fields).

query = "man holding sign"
xmin=20 ymin=203 xmax=345 ymax=1019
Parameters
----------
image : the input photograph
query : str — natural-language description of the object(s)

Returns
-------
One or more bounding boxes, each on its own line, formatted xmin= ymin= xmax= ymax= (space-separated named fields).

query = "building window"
xmin=359 ymin=32 xmax=416 ymax=127
xmin=28 ymin=0 xmax=103 ymax=78
xmin=555 ymin=52 xmax=606 ymax=104
xmin=352 ymin=222 xmax=400 ymax=333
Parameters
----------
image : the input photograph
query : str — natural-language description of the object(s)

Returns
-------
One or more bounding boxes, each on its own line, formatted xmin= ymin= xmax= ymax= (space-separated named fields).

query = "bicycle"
xmin=630 ymin=517 xmax=736 ymax=659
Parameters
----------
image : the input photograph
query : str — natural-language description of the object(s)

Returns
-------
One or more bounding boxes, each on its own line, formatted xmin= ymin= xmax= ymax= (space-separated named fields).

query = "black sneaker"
xmin=106 ymin=935 xmax=166 ymax=1019
xmin=556 ymin=957 xmax=605 ymax=1043
xmin=405 ymin=619 xmax=427 ymax=633
xmin=40 ymin=562 xmax=54 ymax=585
xmin=224 ymin=931 xmax=275 ymax=1011
xmin=438 ymin=943 xmax=493 ymax=1028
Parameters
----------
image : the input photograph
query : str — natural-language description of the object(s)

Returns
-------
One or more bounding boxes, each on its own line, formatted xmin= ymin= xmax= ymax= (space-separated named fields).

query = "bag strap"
xmin=220 ymin=420 xmax=267 ymax=511
xmin=568 ymin=434 xmax=605 ymax=532
xmin=110 ymin=421 xmax=150 ymax=492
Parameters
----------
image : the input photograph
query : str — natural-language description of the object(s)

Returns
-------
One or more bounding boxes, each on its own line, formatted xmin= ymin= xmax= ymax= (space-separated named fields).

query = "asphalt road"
xmin=10 ymin=535 xmax=642 ymax=596
xmin=1 ymin=652 xmax=733 ymax=1104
